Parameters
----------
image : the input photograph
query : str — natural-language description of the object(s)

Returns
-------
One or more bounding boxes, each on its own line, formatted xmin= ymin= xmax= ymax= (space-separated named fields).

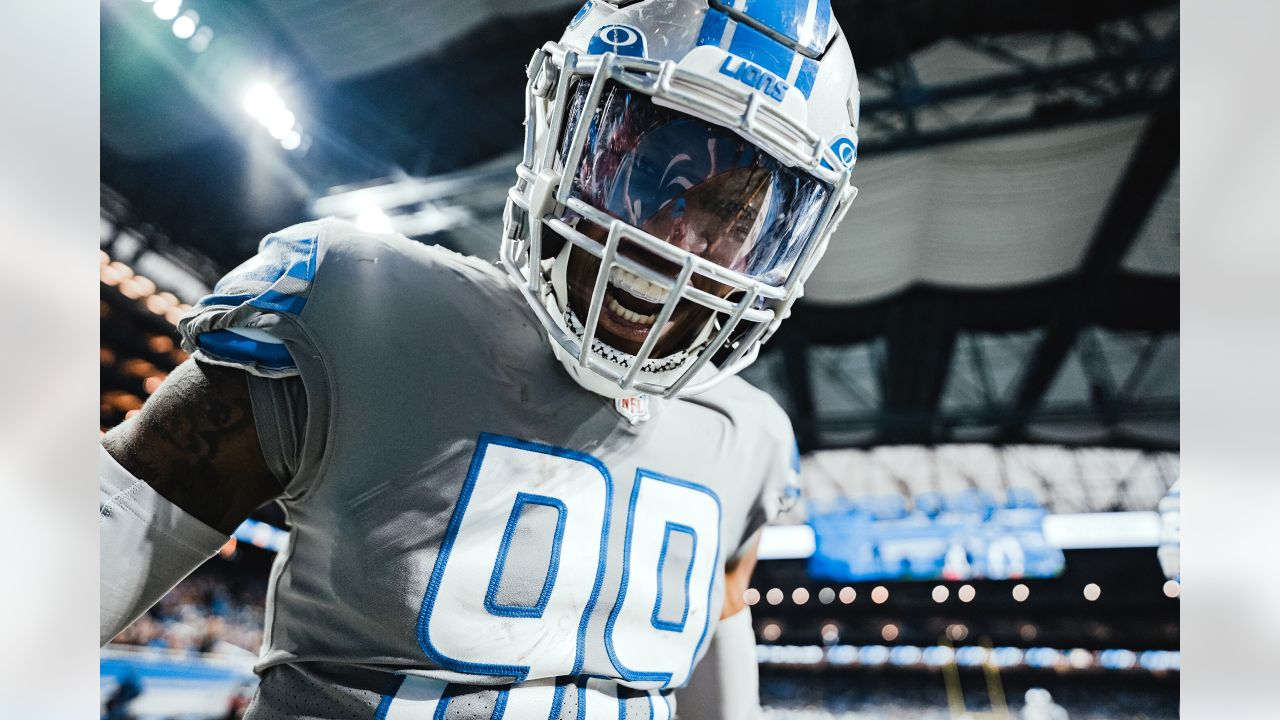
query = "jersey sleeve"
xmin=178 ymin=220 xmax=324 ymax=378
xmin=178 ymin=220 xmax=330 ymax=497
xmin=734 ymin=404 xmax=802 ymax=562
xmin=245 ymin=374 xmax=309 ymax=489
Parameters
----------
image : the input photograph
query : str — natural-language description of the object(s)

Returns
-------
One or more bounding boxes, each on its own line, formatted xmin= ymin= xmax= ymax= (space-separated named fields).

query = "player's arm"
xmin=100 ymin=358 xmax=283 ymax=644
xmin=678 ymin=531 xmax=765 ymax=720
xmin=721 ymin=530 xmax=762 ymax=620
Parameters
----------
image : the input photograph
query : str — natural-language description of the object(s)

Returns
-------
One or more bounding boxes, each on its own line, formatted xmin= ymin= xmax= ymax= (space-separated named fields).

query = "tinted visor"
xmin=561 ymin=81 xmax=831 ymax=287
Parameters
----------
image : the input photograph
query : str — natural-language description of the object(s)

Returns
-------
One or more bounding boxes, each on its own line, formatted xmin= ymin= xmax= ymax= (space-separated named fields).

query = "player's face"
xmin=566 ymin=166 xmax=773 ymax=357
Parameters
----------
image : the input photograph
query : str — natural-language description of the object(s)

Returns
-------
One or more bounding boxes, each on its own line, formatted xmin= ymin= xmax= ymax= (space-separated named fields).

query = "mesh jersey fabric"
xmin=178 ymin=218 xmax=797 ymax=717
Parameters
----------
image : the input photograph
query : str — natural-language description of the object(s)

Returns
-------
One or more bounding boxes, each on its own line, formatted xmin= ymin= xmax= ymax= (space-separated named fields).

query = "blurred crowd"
xmin=109 ymin=574 xmax=266 ymax=655
xmin=761 ymin=670 xmax=1176 ymax=720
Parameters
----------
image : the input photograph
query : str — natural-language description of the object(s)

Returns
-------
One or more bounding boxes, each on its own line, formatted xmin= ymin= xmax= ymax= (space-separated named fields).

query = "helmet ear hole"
xmin=543 ymin=213 xmax=609 ymax=262
xmin=541 ymin=224 xmax=568 ymax=261
xmin=707 ymin=316 xmax=762 ymax=368
xmin=704 ymin=288 xmax=761 ymax=366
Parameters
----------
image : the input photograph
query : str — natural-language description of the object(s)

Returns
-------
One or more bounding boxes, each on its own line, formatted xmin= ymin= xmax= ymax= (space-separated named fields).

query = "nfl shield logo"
xmin=615 ymin=393 xmax=652 ymax=425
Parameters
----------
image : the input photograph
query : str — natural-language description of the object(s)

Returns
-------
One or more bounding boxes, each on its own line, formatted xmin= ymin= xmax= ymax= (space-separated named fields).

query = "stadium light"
xmin=242 ymin=83 xmax=306 ymax=150
xmin=1083 ymin=583 xmax=1101 ymax=601
xmin=946 ymin=623 xmax=968 ymax=641
xmin=791 ymin=588 xmax=810 ymax=605
xmin=172 ymin=11 xmax=198 ymax=40
xmin=356 ymin=206 xmax=393 ymax=234
xmin=1012 ymin=583 xmax=1030 ymax=602
xmin=1162 ymin=579 xmax=1180 ymax=598
xmin=817 ymin=587 xmax=835 ymax=604
xmin=265 ymin=109 xmax=296 ymax=139
xmin=147 ymin=335 xmax=175 ymax=354
xmin=145 ymin=292 xmax=177 ymax=315
xmin=119 ymin=274 xmax=156 ymax=300
xmin=101 ymin=260 xmax=132 ymax=286
xmin=153 ymin=0 xmax=181 ymax=21
xmin=838 ymin=587 xmax=856 ymax=604
xmin=757 ymin=643 xmax=1178 ymax=674
xmin=958 ymin=584 xmax=976 ymax=603
xmin=244 ymin=83 xmax=282 ymax=118
xmin=744 ymin=588 xmax=760 ymax=606
xmin=189 ymin=26 xmax=214 ymax=53
xmin=881 ymin=624 xmax=899 ymax=642
xmin=762 ymin=623 xmax=782 ymax=642
xmin=820 ymin=624 xmax=839 ymax=644
xmin=871 ymin=586 xmax=889 ymax=604
xmin=765 ymin=588 xmax=784 ymax=606
xmin=1068 ymin=648 xmax=1094 ymax=669
xmin=931 ymin=585 xmax=949 ymax=603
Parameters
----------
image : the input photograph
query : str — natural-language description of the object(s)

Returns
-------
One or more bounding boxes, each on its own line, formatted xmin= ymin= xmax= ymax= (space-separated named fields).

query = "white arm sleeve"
xmin=674 ymin=606 xmax=762 ymax=720
xmin=99 ymin=446 xmax=229 ymax=646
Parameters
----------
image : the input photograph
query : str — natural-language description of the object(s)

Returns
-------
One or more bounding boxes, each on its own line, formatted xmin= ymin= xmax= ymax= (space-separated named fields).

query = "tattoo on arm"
xmin=103 ymin=359 xmax=283 ymax=535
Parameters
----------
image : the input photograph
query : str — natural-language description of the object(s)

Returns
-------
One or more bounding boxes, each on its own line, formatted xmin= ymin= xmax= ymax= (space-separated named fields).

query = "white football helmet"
xmin=502 ymin=0 xmax=860 ymax=399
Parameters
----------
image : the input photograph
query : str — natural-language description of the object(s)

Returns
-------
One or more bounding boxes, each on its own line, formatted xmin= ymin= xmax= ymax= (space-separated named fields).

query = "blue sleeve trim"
xmin=195 ymin=228 xmax=319 ymax=318
xmin=196 ymin=292 xmax=256 ymax=309
xmin=247 ymin=231 xmax=318 ymax=315
xmin=196 ymin=329 xmax=296 ymax=370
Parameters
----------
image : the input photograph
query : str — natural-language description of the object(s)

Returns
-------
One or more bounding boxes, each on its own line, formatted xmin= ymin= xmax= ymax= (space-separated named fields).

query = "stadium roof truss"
xmin=854 ymin=6 xmax=1178 ymax=154
xmin=99 ymin=0 xmax=1179 ymax=453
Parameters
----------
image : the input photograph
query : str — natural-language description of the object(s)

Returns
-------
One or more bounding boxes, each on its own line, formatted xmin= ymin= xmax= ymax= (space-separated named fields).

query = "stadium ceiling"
xmin=99 ymin=0 xmax=1178 ymax=452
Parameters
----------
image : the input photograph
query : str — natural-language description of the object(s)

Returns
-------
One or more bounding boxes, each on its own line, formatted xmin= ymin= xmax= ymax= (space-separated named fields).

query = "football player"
xmin=100 ymin=1 xmax=860 ymax=717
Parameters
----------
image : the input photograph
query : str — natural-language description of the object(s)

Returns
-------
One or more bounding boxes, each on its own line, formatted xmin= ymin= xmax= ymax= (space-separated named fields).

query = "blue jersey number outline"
xmin=413 ymin=432 xmax=721 ymax=689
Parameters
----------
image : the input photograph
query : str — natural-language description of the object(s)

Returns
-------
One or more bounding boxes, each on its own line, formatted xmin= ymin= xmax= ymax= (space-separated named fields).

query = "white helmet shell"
xmin=502 ymin=0 xmax=860 ymax=399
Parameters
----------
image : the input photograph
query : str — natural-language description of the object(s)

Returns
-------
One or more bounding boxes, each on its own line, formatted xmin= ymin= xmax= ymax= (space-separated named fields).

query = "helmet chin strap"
xmin=542 ymin=243 xmax=716 ymax=399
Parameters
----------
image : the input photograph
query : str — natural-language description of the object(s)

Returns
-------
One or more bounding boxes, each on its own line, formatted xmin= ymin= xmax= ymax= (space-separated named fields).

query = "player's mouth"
xmin=596 ymin=263 xmax=706 ymax=354
xmin=603 ymin=266 xmax=666 ymax=328
xmin=566 ymin=243 xmax=717 ymax=358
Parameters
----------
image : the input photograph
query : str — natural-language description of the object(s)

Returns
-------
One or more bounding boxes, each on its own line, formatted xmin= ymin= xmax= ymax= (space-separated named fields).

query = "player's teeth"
xmin=609 ymin=266 xmax=666 ymax=302
xmin=607 ymin=295 xmax=657 ymax=326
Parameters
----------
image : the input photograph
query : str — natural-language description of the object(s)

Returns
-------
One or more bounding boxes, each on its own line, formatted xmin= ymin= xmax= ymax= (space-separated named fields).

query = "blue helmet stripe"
xmin=739 ymin=0 xmax=831 ymax=56
xmin=726 ymin=21 xmax=795 ymax=79
xmin=811 ymin=0 xmax=832 ymax=53
xmin=794 ymin=57 xmax=819 ymax=98
xmin=696 ymin=7 xmax=731 ymax=49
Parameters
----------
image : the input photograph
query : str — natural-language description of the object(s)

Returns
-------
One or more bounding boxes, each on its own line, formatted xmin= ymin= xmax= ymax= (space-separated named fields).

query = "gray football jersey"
xmin=179 ymin=219 xmax=798 ymax=719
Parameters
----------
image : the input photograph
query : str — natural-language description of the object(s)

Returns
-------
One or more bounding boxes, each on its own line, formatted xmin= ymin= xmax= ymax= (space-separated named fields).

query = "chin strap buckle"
xmin=528 ymin=168 xmax=562 ymax=223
